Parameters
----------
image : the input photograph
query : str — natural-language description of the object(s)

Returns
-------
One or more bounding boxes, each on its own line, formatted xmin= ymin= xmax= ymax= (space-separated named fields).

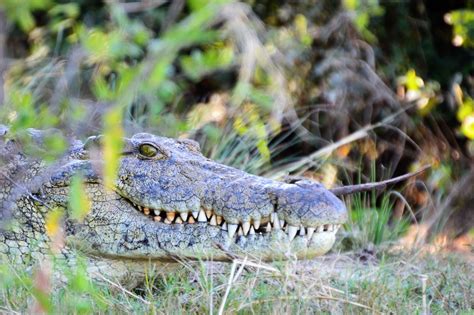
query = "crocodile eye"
xmin=138 ymin=143 xmax=159 ymax=158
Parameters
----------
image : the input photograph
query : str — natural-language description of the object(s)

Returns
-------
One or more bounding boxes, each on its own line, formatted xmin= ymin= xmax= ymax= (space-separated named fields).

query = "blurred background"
xmin=0 ymin=0 xmax=473 ymax=252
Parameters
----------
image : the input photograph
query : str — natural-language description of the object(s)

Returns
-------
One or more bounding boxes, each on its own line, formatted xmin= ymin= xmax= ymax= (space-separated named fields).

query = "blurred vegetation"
xmin=0 ymin=0 xmax=473 ymax=258
xmin=0 ymin=0 xmax=473 ymax=312
xmin=1 ymin=251 xmax=472 ymax=313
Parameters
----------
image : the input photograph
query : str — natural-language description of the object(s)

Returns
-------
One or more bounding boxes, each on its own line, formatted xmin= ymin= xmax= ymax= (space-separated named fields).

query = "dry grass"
xmin=1 ymin=244 xmax=472 ymax=314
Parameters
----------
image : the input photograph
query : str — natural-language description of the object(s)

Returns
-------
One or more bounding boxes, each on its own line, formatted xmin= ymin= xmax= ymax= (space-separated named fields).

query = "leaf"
xmin=82 ymin=29 xmax=110 ymax=62
xmin=17 ymin=9 xmax=36 ymax=32
xmin=45 ymin=208 xmax=64 ymax=239
xmin=405 ymin=69 xmax=424 ymax=91
xmin=180 ymin=46 xmax=234 ymax=81
xmin=294 ymin=14 xmax=312 ymax=45
xmin=69 ymin=175 xmax=91 ymax=222
xmin=103 ymin=108 xmax=123 ymax=191
xmin=461 ymin=114 xmax=474 ymax=140
xmin=457 ymin=97 xmax=474 ymax=122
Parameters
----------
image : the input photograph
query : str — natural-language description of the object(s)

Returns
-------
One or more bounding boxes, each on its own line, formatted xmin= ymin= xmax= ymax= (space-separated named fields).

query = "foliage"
xmin=1 ymin=0 xmax=474 ymax=312
xmin=0 ymin=251 xmax=472 ymax=313
xmin=343 ymin=0 xmax=384 ymax=42
xmin=344 ymin=192 xmax=410 ymax=248
xmin=0 ymin=0 xmax=285 ymax=176
xmin=2 ymin=0 xmax=52 ymax=32
xmin=445 ymin=9 xmax=474 ymax=48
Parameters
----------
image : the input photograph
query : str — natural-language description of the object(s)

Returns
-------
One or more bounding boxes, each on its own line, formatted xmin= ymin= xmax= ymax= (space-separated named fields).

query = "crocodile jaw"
xmin=44 ymin=132 xmax=347 ymax=262
xmin=61 ymin=188 xmax=343 ymax=262
xmin=67 ymin=222 xmax=340 ymax=262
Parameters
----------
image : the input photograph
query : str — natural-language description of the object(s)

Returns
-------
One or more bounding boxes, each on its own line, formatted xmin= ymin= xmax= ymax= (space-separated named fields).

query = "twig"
xmin=0 ymin=306 xmax=21 ymax=315
xmin=116 ymin=0 xmax=167 ymax=13
xmin=218 ymin=260 xmax=238 ymax=315
xmin=420 ymin=274 xmax=429 ymax=315
xmin=232 ymin=259 xmax=279 ymax=273
xmin=330 ymin=165 xmax=431 ymax=196
xmin=95 ymin=274 xmax=151 ymax=305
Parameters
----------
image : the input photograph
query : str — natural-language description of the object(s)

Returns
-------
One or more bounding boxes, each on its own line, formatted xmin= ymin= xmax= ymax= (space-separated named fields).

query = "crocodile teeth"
xmin=242 ymin=222 xmax=251 ymax=235
xmin=222 ymin=222 xmax=228 ymax=231
xmin=249 ymin=226 xmax=255 ymax=235
xmin=287 ymin=225 xmax=298 ymax=241
xmin=216 ymin=215 xmax=223 ymax=225
xmin=198 ymin=210 xmax=207 ymax=222
xmin=188 ymin=216 xmax=196 ymax=224
xmin=209 ymin=215 xmax=217 ymax=226
xmin=299 ymin=226 xmax=306 ymax=236
xmin=164 ymin=218 xmax=172 ymax=224
xmin=227 ymin=224 xmax=238 ymax=238
xmin=237 ymin=226 xmax=243 ymax=236
xmin=205 ymin=210 xmax=213 ymax=219
xmin=307 ymin=227 xmax=315 ymax=239
xmin=143 ymin=207 xmax=150 ymax=215
xmin=253 ymin=220 xmax=260 ymax=230
xmin=166 ymin=212 xmax=176 ymax=222
xmin=192 ymin=211 xmax=199 ymax=219
xmin=316 ymin=226 xmax=324 ymax=233
xmin=265 ymin=222 xmax=272 ymax=232
xmin=153 ymin=216 xmax=162 ymax=222
xmin=273 ymin=217 xmax=281 ymax=229
xmin=180 ymin=212 xmax=188 ymax=221
xmin=280 ymin=219 xmax=286 ymax=228
xmin=175 ymin=217 xmax=183 ymax=224
xmin=138 ymin=205 xmax=143 ymax=211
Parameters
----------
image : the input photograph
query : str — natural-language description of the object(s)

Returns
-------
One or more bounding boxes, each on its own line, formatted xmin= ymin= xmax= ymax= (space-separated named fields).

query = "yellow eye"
xmin=139 ymin=143 xmax=158 ymax=158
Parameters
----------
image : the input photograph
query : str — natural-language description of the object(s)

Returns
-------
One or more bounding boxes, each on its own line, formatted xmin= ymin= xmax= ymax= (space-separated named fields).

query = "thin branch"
xmin=330 ymin=165 xmax=431 ymax=196
xmin=95 ymin=273 xmax=151 ymax=305
xmin=116 ymin=0 xmax=167 ymax=13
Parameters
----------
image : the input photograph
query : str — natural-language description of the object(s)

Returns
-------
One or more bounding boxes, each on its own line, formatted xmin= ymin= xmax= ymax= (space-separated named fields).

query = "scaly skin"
xmin=0 ymin=127 xmax=347 ymax=284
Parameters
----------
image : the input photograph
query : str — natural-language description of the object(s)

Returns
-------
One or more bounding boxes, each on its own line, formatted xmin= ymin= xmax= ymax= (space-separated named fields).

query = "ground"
xmin=0 ymin=244 xmax=472 ymax=314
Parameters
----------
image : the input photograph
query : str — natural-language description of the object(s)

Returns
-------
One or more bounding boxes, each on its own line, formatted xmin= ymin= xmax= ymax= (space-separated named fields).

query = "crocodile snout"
xmin=270 ymin=179 xmax=348 ymax=228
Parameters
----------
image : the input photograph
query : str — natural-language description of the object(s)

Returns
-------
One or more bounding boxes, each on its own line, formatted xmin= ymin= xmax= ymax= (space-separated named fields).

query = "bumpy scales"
xmin=0 ymin=127 xmax=347 ymax=283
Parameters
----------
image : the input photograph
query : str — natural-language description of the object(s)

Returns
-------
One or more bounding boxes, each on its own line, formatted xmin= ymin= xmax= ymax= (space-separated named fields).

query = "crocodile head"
xmin=41 ymin=132 xmax=347 ymax=263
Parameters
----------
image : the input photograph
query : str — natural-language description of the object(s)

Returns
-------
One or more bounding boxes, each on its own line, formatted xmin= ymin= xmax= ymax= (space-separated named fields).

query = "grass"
xmin=342 ymin=192 xmax=411 ymax=250
xmin=1 ymin=243 xmax=472 ymax=314
xmin=1 ymin=143 xmax=470 ymax=313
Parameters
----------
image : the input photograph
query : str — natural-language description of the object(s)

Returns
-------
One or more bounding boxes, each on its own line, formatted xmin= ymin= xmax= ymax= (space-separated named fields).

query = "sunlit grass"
xmin=343 ymin=192 xmax=410 ymax=249
xmin=0 ymin=249 xmax=472 ymax=313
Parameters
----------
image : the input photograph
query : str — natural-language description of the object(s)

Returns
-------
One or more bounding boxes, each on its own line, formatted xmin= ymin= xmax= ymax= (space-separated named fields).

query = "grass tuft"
xmin=1 ymin=249 xmax=472 ymax=313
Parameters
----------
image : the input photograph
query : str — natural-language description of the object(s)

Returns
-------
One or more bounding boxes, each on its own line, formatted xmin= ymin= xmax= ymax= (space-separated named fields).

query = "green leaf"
xmin=405 ymin=69 xmax=424 ymax=91
xmin=103 ymin=108 xmax=124 ymax=190
xmin=48 ymin=3 xmax=79 ymax=18
xmin=461 ymin=114 xmax=474 ymax=139
xmin=17 ymin=9 xmax=36 ymax=32
xmin=69 ymin=175 xmax=91 ymax=223
xmin=180 ymin=46 xmax=234 ymax=81
xmin=45 ymin=208 xmax=64 ymax=239
xmin=294 ymin=14 xmax=312 ymax=46
xmin=457 ymin=97 xmax=474 ymax=121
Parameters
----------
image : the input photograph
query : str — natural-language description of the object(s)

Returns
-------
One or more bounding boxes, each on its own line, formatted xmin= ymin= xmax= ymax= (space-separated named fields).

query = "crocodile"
xmin=0 ymin=127 xmax=349 ymax=283
xmin=0 ymin=127 xmax=424 ymax=285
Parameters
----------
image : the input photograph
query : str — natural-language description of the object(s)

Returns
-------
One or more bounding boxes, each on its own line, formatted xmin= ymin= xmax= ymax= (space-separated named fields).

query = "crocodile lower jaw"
xmin=128 ymin=200 xmax=342 ymax=244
